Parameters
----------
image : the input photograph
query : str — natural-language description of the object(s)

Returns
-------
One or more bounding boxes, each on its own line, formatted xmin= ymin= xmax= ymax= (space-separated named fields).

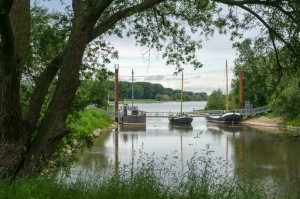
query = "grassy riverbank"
xmin=68 ymin=108 xmax=113 ymax=135
xmin=43 ymin=108 xmax=114 ymax=173
xmin=1 ymin=151 xmax=297 ymax=199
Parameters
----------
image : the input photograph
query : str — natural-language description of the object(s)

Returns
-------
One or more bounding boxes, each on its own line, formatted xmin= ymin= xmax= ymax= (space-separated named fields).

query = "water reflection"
xmin=169 ymin=123 xmax=193 ymax=131
xmin=63 ymin=116 xmax=300 ymax=194
xmin=120 ymin=124 xmax=146 ymax=132
xmin=230 ymin=127 xmax=300 ymax=192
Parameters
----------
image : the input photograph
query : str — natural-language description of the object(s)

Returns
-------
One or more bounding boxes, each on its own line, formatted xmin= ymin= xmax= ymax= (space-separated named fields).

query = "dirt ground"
xmin=241 ymin=116 xmax=283 ymax=127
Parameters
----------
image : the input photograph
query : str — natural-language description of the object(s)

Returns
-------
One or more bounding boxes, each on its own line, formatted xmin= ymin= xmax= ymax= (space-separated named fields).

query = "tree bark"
xmin=0 ymin=0 xmax=30 ymax=179
xmin=20 ymin=12 xmax=95 ymax=174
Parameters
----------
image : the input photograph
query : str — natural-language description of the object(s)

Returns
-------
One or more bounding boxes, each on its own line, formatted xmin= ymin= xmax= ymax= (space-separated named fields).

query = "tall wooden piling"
xmin=226 ymin=60 xmax=229 ymax=112
xmin=239 ymin=70 xmax=243 ymax=109
xmin=115 ymin=64 xmax=119 ymax=122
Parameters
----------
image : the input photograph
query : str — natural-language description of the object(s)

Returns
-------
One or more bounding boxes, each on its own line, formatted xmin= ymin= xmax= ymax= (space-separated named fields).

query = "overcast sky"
xmin=108 ymin=34 xmax=237 ymax=94
xmin=37 ymin=0 xmax=258 ymax=94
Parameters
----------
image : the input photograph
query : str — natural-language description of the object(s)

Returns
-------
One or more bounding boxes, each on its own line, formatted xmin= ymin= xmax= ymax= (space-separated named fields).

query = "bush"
xmin=270 ymin=79 xmax=300 ymax=120
xmin=205 ymin=89 xmax=226 ymax=110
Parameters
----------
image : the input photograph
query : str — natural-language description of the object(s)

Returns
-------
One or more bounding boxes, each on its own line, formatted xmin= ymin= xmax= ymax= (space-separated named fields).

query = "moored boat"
xmin=119 ymin=104 xmax=146 ymax=125
xmin=169 ymin=72 xmax=193 ymax=125
xmin=206 ymin=112 xmax=241 ymax=124
xmin=206 ymin=60 xmax=241 ymax=125
xmin=169 ymin=113 xmax=193 ymax=125
xmin=118 ymin=69 xmax=146 ymax=126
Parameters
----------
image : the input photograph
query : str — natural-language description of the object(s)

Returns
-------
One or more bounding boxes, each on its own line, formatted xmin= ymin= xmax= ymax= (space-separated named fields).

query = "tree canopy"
xmin=0 ymin=0 xmax=299 ymax=180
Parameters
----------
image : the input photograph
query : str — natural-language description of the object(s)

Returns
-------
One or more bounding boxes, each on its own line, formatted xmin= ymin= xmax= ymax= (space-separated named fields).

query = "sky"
xmin=37 ymin=0 xmax=258 ymax=94
xmin=108 ymin=35 xmax=237 ymax=94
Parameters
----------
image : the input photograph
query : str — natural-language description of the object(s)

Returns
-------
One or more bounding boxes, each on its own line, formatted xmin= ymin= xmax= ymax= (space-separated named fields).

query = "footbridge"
xmin=106 ymin=106 xmax=271 ymax=118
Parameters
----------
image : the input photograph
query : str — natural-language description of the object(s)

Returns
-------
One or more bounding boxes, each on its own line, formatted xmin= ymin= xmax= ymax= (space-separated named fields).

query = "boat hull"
xmin=169 ymin=115 xmax=193 ymax=125
xmin=119 ymin=115 xmax=146 ymax=125
xmin=206 ymin=112 xmax=241 ymax=124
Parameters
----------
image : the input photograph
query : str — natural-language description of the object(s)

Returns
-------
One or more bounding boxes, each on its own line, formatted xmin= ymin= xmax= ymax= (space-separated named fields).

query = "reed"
xmin=1 ymin=148 xmax=297 ymax=199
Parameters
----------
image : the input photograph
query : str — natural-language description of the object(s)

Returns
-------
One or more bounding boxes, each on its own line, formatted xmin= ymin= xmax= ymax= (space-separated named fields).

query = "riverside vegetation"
xmin=0 ymin=108 xmax=298 ymax=198
xmin=41 ymin=108 xmax=113 ymax=175
xmin=1 ymin=146 xmax=298 ymax=199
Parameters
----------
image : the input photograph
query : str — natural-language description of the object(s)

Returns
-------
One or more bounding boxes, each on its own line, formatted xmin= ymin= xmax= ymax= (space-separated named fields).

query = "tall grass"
xmin=43 ymin=108 xmax=113 ymax=173
xmin=68 ymin=108 xmax=113 ymax=135
xmin=1 ymin=147 xmax=297 ymax=199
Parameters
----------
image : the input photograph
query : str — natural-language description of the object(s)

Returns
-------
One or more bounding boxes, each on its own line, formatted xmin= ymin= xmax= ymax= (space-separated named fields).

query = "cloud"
xmin=143 ymin=75 xmax=166 ymax=81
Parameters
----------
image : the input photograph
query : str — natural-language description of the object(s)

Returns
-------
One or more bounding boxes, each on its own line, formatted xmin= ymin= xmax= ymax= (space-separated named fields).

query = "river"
xmin=61 ymin=101 xmax=300 ymax=194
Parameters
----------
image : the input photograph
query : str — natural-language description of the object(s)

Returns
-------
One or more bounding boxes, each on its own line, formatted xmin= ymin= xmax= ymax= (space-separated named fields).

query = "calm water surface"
xmin=64 ymin=102 xmax=300 ymax=193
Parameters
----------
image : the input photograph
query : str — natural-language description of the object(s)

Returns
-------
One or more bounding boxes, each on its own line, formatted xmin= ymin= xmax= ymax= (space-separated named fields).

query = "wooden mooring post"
xmin=115 ymin=64 xmax=119 ymax=122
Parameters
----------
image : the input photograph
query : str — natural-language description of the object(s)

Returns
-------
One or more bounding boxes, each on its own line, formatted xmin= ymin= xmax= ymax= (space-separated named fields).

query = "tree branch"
xmin=269 ymin=31 xmax=282 ymax=94
xmin=233 ymin=4 xmax=296 ymax=55
xmin=215 ymin=0 xmax=298 ymax=28
xmin=24 ymin=53 xmax=63 ymax=132
xmin=89 ymin=0 xmax=165 ymax=42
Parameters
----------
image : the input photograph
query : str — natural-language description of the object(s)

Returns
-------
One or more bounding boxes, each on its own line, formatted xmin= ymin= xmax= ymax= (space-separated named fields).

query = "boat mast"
xmin=180 ymin=71 xmax=183 ymax=114
xmin=132 ymin=69 xmax=134 ymax=108
xmin=226 ymin=60 xmax=229 ymax=112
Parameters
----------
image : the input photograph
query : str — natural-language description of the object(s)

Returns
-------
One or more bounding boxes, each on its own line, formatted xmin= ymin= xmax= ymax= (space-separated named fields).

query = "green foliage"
xmin=230 ymin=37 xmax=300 ymax=125
xmin=270 ymin=79 xmax=300 ymax=120
xmin=107 ymin=81 xmax=207 ymax=101
xmin=68 ymin=108 xmax=112 ymax=136
xmin=21 ymin=4 xmax=70 ymax=115
xmin=50 ymin=108 xmax=112 ymax=169
xmin=230 ymin=39 xmax=274 ymax=108
xmin=0 ymin=148 xmax=296 ymax=199
xmin=205 ymin=89 xmax=225 ymax=110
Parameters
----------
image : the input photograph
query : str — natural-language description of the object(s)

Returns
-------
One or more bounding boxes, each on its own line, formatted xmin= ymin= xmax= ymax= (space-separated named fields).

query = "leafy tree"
xmin=118 ymin=81 xmax=131 ymax=100
xmin=205 ymin=89 xmax=225 ymax=110
xmin=270 ymin=79 xmax=300 ymax=120
xmin=162 ymin=94 xmax=170 ymax=101
xmin=155 ymin=94 xmax=163 ymax=101
xmin=133 ymin=84 xmax=144 ymax=99
xmin=152 ymin=83 xmax=164 ymax=96
xmin=230 ymin=39 xmax=274 ymax=107
xmin=138 ymin=82 xmax=155 ymax=99
xmin=1 ymin=0 xmax=299 ymax=179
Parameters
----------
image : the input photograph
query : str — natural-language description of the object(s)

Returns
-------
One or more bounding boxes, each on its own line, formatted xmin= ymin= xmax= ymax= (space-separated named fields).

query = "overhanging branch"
xmin=215 ymin=0 xmax=298 ymax=24
xmin=89 ymin=0 xmax=165 ymax=42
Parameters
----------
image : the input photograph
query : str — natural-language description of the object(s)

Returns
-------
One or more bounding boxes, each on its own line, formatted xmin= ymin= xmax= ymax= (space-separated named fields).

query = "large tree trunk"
xmin=20 ymin=16 xmax=95 ymax=174
xmin=0 ymin=0 xmax=164 ymax=179
xmin=0 ymin=0 xmax=30 ymax=180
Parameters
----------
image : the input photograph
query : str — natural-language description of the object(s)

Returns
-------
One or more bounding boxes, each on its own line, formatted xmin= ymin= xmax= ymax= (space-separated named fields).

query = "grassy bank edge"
xmin=43 ymin=108 xmax=115 ymax=175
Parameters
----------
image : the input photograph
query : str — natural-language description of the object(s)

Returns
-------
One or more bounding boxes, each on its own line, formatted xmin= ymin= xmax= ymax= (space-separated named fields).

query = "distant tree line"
xmin=107 ymin=81 xmax=207 ymax=101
